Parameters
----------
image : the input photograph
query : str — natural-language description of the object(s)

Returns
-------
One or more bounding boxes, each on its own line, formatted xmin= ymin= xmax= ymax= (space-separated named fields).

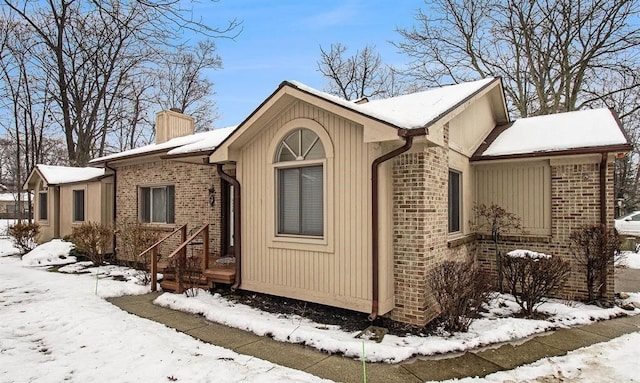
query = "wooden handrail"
xmin=165 ymin=224 xmax=210 ymax=292
xmin=167 ymin=223 xmax=209 ymax=262
xmin=136 ymin=224 xmax=187 ymax=292
xmin=139 ymin=224 xmax=187 ymax=259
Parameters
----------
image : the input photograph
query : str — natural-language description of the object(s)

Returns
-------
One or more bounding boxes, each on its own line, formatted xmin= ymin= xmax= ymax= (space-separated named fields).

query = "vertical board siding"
xmin=476 ymin=161 xmax=551 ymax=235
xmin=239 ymin=100 xmax=372 ymax=311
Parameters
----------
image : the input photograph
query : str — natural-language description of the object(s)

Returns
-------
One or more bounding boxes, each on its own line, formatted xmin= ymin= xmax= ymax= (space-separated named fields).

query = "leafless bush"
xmin=70 ymin=222 xmax=114 ymax=266
xmin=502 ymin=250 xmax=570 ymax=317
xmin=472 ymin=203 xmax=523 ymax=291
xmin=432 ymin=260 xmax=492 ymax=332
xmin=570 ymin=224 xmax=619 ymax=302
xmin=170 ymin=253 xmax=203 ymax=297
xmin=7 ymin=222 xmax=40 ymax=254
xmin=116 ymin=220 xmax=159 ymax=283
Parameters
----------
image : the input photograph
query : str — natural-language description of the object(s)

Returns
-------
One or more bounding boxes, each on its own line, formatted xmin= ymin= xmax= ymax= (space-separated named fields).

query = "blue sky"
xmin=203 ymin=0 xmax=425 ymax=128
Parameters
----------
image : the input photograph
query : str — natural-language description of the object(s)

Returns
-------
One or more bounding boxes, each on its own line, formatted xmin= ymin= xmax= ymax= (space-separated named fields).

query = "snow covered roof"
xmin=91 ymin=127 xmax=236 ymax=163
xmin=288 ymin=78 xmax=498 ymax=130
xmin=0 ymin=192 xmax=29 ymax=202
xmin=36 ymin=165 xmax=106 ymax=185
xmin=166 ymin=126 xmax=237 ymax=156
xmin=475 ymin=108 xmax=631 ymax=159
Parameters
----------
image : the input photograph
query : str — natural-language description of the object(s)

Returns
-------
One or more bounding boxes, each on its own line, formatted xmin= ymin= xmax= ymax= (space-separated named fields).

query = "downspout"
xmin=599 ymin=153 xmax=607 ymax=227
xmin=105 ymin=163 xmax=117 ymax=257
xmin=216 ymin=163 xmax=242 ymax=290
xmin=369 ymin=127 xmax=428 ymax=321
xmin=599 ymin=152 xmax=608 ymax=298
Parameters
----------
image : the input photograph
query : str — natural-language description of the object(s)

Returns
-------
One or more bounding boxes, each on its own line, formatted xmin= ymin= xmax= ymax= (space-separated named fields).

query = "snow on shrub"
xmin=503 ymin=250 xmax=570 ymax=317
xmin=22 ymin=239 xmax=76 ymax=267
xmin=507 ymin=249 xmax=552 ymax=260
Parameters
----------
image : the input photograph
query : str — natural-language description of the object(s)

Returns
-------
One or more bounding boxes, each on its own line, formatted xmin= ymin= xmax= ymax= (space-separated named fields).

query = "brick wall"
xmin=390 ymin=139 xmax=449 ymax=325
xmin=114 ymin=159 xmax=223 ymax=262
xmin=477 ymin=158 xmax=616 ymax=300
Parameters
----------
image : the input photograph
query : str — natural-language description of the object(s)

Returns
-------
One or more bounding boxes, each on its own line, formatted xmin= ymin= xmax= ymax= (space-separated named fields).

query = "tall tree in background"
xmin=154 ymin=40 xmax=223 ymax=132
xmin=397 ymin=0 xmax=640 ymax=212
xmin=1 ymin=0 xmax=240 ymax=166
xmin=396 ymin=0 xmax=640 ymax=117
xmin=317 ymin=43 xmax=405 ymax=100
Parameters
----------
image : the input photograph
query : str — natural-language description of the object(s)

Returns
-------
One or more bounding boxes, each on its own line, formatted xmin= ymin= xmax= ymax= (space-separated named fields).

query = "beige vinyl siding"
xmin=237 ymin=100 xmax=392 ymax=314
xmin=475 ymin=161 xmax=551 ymax=235
xmin=449 ymin=95 xmax=497 ymax=156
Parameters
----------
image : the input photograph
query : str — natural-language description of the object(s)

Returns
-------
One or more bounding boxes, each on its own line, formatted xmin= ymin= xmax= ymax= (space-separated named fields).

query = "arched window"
xmin=276 ymin=128 xmax=325 ymax=236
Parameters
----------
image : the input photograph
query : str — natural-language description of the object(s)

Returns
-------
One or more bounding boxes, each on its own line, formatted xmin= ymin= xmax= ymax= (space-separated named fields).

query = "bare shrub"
xmin=170 ymin=253 xmax=203 ymax=297
xmin=502 ymin=250 xmax=570 ymax=317
xmin=70 ymin=222 xmax=114 ymax=266
xmin=570 ymin=224 xmax=619 ymax=302
xmin=116 ymin=220 xmax=159 ymax=284
xmin=7 ymin=222 xmax=40 ymax=254
xmin=432 ymin=260 xmax=492 ymax=332
xmin=472 ymin=203 xmax=523 ymax=292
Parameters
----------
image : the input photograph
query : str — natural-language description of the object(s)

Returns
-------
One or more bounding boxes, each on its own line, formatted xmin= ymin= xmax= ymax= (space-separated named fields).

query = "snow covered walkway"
xmin=109 ymin=292 xmax=640 ymax=383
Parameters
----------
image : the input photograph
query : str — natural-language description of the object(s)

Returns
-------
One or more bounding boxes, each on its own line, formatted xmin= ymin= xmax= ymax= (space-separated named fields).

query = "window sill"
xmin=139 ymin=222 xmax=180 ymax=231
xmin=269 ymin=235 xmax=333 ymax=253
xmin=447 ymin=233 xmax=477 ymax=248
xmin=476 ymin=233 xmax=552 ymax=243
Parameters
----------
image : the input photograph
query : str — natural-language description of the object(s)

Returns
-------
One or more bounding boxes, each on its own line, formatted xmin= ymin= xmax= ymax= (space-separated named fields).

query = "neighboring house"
xmin=23 ymin=165 xmax=114 ymax=243
xmin=90 ymin=110 xmax=236 ymax=267
xmin=36 ymin=78 xmax=632 ymax=326
xmin=0 ymin=192 xmax=31 ymax=219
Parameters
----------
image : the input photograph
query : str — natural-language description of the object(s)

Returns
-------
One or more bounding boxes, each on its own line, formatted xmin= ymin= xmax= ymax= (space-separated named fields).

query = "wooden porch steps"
xmin=157 ymin=257 xmax=236 ymax=292
xmin=203 ymin=267 xmax=236 ymax=284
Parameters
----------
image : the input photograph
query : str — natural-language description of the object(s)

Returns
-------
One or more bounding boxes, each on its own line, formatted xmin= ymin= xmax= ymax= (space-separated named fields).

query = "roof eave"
xmin=90 ymin=148 xmax=175 ymax=165
xmin=471 ymin=143 xmax=633 ymax=162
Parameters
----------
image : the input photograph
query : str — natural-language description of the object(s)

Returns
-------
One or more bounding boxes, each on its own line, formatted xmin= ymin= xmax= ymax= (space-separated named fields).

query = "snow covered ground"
xmin=156 ymin=288 xmax=638 ymax=363
xmin=616 ymin=251 xmax=640 ymax=269
xmin=436 ymin=332 xmax=640 ymax=382
xmin=2 ymin=239 xmax=639 ymax=382
xmin=0 ymin=254 xmax=331 ymax=383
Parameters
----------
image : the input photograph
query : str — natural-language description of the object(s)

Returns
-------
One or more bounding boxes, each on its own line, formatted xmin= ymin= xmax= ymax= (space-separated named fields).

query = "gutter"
xmin=216 ymin=163 xmax=242 ymax=290
xmin=369 ymin=127 xmax=428 ymax=321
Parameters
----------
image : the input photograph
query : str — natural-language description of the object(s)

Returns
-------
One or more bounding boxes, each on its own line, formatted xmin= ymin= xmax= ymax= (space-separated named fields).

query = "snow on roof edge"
xmin=478 ymin=108 xmax=630 ymax=158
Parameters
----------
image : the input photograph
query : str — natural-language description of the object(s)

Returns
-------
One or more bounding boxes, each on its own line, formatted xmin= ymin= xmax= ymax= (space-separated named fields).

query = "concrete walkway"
xmin=616 ymin=267 xmax=640 ymax=293
xmin=107 ymin=293 xmax=640 ymax=383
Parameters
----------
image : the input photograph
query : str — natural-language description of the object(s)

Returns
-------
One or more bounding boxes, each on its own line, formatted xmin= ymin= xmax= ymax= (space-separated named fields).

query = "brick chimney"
xmin=155 ymin=109 xmax=195 ymax=144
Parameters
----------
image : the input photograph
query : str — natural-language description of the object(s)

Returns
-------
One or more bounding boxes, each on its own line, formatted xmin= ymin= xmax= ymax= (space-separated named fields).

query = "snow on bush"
xmin=22 ymin=239 xmax=76 ymax=266
xmin=507 ymin=249 xmax=552 ymax=259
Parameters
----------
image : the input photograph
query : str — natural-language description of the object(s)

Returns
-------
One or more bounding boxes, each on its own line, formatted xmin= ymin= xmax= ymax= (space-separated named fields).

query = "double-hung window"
xmin=448 ymin=170 xmax=461 ymax=233
xmin=275 ymin=129 xmax=325 ymax=237
xmin=140 ymin=185 xmax=175 ymax=224
xmin=73 ymin=189 xmax=85 ymax=222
